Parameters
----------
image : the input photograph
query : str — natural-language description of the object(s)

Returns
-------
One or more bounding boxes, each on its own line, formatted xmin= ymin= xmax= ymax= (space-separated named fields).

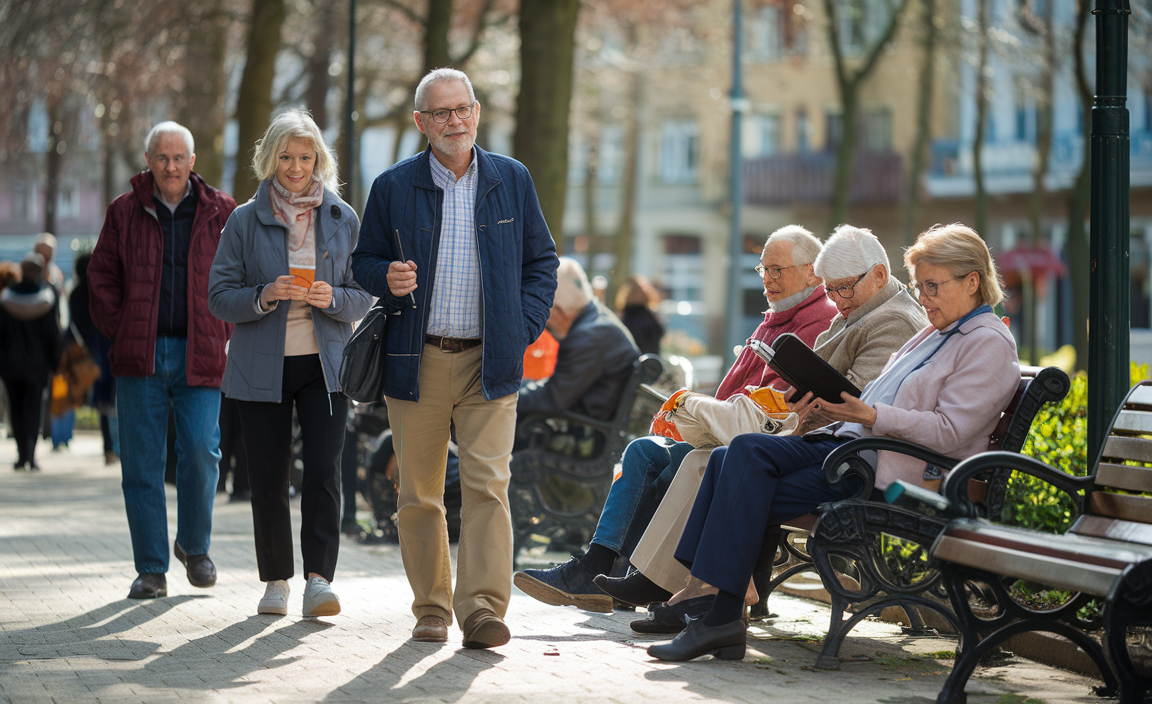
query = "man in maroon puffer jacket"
xmin=88 ymin=121 xmax=236 ymax=600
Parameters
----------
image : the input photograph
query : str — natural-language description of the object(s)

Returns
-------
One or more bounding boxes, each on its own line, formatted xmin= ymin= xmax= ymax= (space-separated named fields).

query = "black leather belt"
xmin=426 ymin=334 xmax=482 ymax=353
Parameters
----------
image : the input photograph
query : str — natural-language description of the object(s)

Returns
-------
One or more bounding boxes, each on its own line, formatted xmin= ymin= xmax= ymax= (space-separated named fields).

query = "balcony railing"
xmin=743 ymin=151 xmax=903 ymax=205
xmin=931 ymin=131 xmax=1152 ymax=178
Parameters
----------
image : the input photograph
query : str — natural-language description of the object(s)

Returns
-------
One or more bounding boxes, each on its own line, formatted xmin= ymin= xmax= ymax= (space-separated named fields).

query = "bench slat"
xmin=1125 ymin=385 xmax=1152 ymax=408
xmin=1070 ymin=515 xmax=1152 ymax=547
xmin=1102 ymin=435 xmax=1152 ymax=464
xmin=1111 ymin=410 xmax=1152 ymax=434
xmin=932 ymin=535 xmax=1120 ymax=597
xmin=1088 ymin=491 xmax=1152 ymax=523
xmin=1095 ymin=462 xmax=1152 ymax=493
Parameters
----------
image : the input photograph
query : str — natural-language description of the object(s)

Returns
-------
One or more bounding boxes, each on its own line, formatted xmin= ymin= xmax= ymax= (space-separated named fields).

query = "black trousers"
xmin=218 ymin=394 xmax=249 ymax=495
xmin=237 ymin=355 xmax=347 ymax=582
xmin=3 ymin=376 xmax=47 ymax=467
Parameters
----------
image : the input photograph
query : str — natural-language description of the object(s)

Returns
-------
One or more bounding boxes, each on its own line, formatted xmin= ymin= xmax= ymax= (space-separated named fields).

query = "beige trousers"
xmin=628 ymin=447 xmax=713 ymax=593
xmin=386 ymin=344 xmax=517 ymax=626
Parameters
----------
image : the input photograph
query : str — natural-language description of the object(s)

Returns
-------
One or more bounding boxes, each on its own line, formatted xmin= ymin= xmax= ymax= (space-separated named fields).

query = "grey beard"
xmin=767 ymin=285 xmax=818 ymax=313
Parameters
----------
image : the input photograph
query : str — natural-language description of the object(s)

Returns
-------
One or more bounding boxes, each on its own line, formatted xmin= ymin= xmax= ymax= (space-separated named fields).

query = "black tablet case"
xmin=753 ymin=332 xmax=861 ymax=404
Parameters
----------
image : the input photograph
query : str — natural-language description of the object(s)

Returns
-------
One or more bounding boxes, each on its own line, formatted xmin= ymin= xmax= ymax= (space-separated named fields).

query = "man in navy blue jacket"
xmin=352 ymin=68 xmax=558 ymax=649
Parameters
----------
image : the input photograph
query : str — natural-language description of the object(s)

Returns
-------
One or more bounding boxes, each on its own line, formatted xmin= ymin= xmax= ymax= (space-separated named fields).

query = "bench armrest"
xmin=823 ymin=436 xmax=962 ymax=499
xmin=939 ymin=450 xmax=1093 ymax=517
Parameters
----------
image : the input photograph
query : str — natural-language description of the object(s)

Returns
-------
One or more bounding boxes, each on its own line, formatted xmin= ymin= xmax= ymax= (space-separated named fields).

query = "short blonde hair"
xmin=904 ymin=223 xmax=1005 ymax=308
xmin=251 ymin=109 xmax=340 ymax=195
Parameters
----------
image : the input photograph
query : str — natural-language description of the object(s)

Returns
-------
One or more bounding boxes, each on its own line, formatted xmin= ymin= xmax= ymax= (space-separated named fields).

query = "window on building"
xmin=662 ymin=235 xmax=703 ymax=301
xmin=842 ymin=0 xmax=867 ymax=53
xmin=748 ymin=5 xmax=784 ymax=62
xmin=796 ymin=108 xmax=811 ymax=153
xmin=57 ymin=184 xmax=79 ymax=220
xmin=659 ymin=120 xmax=700 ymax=184
xmin=599 ymin=124 xmax=624 ymax=184
xmin=742 ymin=114 xmax=782 ymax=158
xmin=864 ymin=107 xmax=893 ymax=151
xmin=825 ymin=111 xmax=843 ymax=153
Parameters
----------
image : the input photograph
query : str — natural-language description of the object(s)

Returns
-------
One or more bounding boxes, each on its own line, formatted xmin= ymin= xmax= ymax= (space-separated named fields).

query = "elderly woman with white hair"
xmin=647 ymin=223 xmax=1019 ymax=662
xmin=209 ymin=109 xmax=372 ymax=618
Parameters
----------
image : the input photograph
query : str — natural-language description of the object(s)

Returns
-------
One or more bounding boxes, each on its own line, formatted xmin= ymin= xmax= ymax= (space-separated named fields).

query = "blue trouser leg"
xmin=118 ymin=337 xmax=221 ymax=574
xmin=169 ymin=343 xmax=221 ymax=557
xmin=674 ymin=433 xmax=854 ymax=597
xmin=590 ymin=437 xmax=692 ymax=553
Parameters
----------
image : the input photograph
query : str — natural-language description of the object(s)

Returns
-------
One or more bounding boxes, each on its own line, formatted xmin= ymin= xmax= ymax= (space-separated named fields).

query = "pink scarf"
xmin=269 ymin=177 xmax=324 ymax=252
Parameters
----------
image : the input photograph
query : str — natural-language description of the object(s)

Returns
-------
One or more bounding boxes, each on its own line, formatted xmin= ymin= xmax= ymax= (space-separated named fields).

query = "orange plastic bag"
xmin=522 ymin=330 xmax=559 ymax=381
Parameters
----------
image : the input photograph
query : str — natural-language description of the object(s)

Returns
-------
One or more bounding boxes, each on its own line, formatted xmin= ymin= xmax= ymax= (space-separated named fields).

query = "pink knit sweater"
xmin=715 ymin=285 xmax=839 ymax=400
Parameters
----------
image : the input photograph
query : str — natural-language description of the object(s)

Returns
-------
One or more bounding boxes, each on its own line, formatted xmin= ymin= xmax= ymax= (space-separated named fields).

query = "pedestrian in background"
xmin=88 ymin=120 xmax=236 ymax=600
xmin=209 ymin=109 xmax=372 ymax=618
xmin=0 ymin=253 xmax=60 ymax=471
xmin=615 ymin=274 xmax=665 ymax=356
xmin=68 ymin=252 xmax=116 ymax=464
xmin=352 ymin=67 xmax=558 ymax=648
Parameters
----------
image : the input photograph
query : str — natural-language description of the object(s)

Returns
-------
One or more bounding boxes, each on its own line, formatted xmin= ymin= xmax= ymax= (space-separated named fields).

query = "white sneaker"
xmin=258 ymin=580 xmax=289 ymax=615
xmin=302 ymin=576 xmax=341 ymax=617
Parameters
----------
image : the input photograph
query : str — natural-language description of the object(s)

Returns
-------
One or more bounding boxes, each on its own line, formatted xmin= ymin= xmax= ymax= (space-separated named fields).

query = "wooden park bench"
xmin=509 ymin=353 xmax=664 ymax=567
xmin=760 ymin=366 xmax=1071 ymax=668
xmin=911 ymin=380 xmax=1152 ymax=703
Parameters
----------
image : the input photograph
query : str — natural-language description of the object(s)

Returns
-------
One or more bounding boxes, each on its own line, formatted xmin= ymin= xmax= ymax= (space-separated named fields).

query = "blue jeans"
xmin=590 ymin=437 xmax=694 ymax=553
xmin=51 ymin=409 xmax=74 ymax=448
xmin=117 ymin=337 xmax=221 ymax=575
xmin=674 ymin=434 xmax=857 ymax=597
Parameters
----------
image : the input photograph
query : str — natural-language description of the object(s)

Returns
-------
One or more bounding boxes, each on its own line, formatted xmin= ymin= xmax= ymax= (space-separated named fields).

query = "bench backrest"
xmin=988 ymin=366 xmax=1071 ymax=452
xmin=1069 ymin=381 xmax=1152 ymax=546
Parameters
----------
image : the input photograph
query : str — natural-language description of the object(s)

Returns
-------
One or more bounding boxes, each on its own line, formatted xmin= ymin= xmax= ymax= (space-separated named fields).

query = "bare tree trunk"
xmin=514 ymin=0 xmax=580 ymax=251
xmin=233 ymin=0 xmax=286 ymax=205
xmin=305 ymin=0 xmax=337 ymax=132
xmin=424 ymin=0 xmax=452 ymax=71
xmin=902 ymin=0 xmax=937 ymax=246
xmin=177 ymin=0 xmax=228 ymax=188
xmin=583 ymin=138 xmax=598 ymax=244
xmin=609 ymin=71 xmax=642 ymax=303
xmin=44 ymin=92 xmax=62 ymax=235
xmin=973 ymin=0 xmax=989 ymax=238
xmin=1066 ymin=0 xmax=1093 ymax=371
xmin=823 ymin=0 xmax=911 ymax=230
xmin=1023 ymin=1 xmax=1056 ymax=365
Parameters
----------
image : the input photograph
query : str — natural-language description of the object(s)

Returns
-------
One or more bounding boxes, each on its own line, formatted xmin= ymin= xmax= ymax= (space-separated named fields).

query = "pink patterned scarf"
xmin=269 ymin=177 xmax=324 ymax=253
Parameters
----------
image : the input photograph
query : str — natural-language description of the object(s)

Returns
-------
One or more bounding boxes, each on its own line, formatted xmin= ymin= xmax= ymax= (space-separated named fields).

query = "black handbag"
xmin=339 ymin=304 xmax=388 ymax=403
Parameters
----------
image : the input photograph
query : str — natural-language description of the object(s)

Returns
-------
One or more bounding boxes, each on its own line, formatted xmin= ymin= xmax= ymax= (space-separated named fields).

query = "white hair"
xmin=414 ymin=68 xmax=476 ymax=111
xmin=765 ymin=225 xmax=822 ymax=265
xmin=553 ymin=257 xmax=593 ymax=315
xmin=145 ymin=121 xmax=195 ymax=156
xmin=34 ymin=232 xmax=57 ymax=250
xmin=251 ymin=108 xmax=340 ymax=195
xmin=814 ymin=224 xmax=891 ymax=280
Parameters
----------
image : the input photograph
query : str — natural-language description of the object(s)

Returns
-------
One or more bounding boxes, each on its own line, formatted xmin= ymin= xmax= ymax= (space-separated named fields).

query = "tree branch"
xmin=853 ymin=0 xmax=912 ymax=84
xmin=374 ymin=0 xmax=425 ymax=28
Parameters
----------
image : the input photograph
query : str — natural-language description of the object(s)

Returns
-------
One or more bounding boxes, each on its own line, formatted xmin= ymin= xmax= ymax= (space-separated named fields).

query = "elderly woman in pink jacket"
xmin=647 ymin=223 xmax=1019 ymax=663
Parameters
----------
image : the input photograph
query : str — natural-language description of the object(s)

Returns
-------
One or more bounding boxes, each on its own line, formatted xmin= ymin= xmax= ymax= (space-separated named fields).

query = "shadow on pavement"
xmin=0 ymin=596 xmax=199 ymax=668
xmin=323 ymin=642 xmax=505 ymax=702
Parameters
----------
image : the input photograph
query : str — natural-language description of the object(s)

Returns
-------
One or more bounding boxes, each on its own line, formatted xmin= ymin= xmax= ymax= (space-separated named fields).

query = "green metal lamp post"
xmin=1087 ymin=0 xmax=1131 ymax=463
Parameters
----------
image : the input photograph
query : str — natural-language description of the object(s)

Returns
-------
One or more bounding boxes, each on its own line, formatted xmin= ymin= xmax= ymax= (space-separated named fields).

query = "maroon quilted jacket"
xmin=88 ymin=171 xmax=236 ymax=387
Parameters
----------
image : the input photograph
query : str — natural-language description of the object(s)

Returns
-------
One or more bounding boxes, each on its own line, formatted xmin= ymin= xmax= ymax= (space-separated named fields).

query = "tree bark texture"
xmin=1023 ymin=1 xmax=1056 ymax=365
xmin=514 ymin=0 xmax=580 ymax=250
xmin=609 ymin=71 xmax=642 ymax=304
xmin=305 ymin=0 xmax=337 ymax=133
xmin=823 ymin=0 xmax=911 ymax=231
xmin=424 ymin=0 xmax=452 ymax=72
xmin=176 ymin=0 xmax=228 ymax=188
xmin=973 ymin=0 xmax=989 ymax=239
xmin=44 ymin=92 xmax=62 ymax=236
xmin=233 ymin=0 xmax=286 ymax=205
xmin=902 ymin=0 xmax=937 ymax=246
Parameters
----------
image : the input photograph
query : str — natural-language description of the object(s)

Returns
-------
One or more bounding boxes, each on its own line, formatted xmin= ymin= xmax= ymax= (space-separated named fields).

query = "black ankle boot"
xmin=593 ymin=569 xmax=672 ymax=607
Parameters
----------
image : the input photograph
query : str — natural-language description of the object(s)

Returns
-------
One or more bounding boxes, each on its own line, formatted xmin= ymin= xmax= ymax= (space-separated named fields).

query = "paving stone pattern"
xmin=0 ymin=433 xmax=1106 ymax=703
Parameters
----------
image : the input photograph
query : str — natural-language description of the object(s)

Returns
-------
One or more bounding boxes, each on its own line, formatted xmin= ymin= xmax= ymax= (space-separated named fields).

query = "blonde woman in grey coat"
xmin=208 ymin=109 xmax=372 ymax=618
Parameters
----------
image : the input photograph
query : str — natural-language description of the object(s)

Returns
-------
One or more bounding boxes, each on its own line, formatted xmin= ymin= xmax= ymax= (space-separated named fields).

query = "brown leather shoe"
xmin=411 ymin=615 xmax=449 ymax=642
xmin=174 ymin=541 xmax=217 ymax=588
xmin=128 ymin=573 xmax=167 ymax=599
xmin=461 ymin=608 xmax=510 ymax=649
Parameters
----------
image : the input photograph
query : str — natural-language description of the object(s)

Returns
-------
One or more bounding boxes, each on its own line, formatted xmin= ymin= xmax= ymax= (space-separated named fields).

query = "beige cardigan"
xmin=813 ymin=278 xmax=928 ymax=388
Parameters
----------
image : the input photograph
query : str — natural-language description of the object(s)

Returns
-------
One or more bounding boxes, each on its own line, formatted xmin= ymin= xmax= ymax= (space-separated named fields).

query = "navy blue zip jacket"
xmin=351 ymin=146 xmax=559 ymax=402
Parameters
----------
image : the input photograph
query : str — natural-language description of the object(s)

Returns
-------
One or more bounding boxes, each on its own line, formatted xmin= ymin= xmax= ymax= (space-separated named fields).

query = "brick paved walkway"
xmin=0 ymin=432 xmax=1105 ymax=703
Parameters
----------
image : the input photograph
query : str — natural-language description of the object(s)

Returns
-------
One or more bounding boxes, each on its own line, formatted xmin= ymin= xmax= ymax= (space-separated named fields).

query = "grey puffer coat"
xmin=208 ymin=180 xmax=373 ymax=402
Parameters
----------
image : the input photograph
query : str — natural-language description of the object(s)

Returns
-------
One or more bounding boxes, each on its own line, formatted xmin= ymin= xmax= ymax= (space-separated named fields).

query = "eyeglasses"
xmin=909 ymin=275 xmax=966 ymax=299
xmin=419 ymin=103 xmax=476 ymax=124
xmin=755 ymin=264 xmax=796 ymax=280
xmin=825 ymin=272 xmax=869 ymax=299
